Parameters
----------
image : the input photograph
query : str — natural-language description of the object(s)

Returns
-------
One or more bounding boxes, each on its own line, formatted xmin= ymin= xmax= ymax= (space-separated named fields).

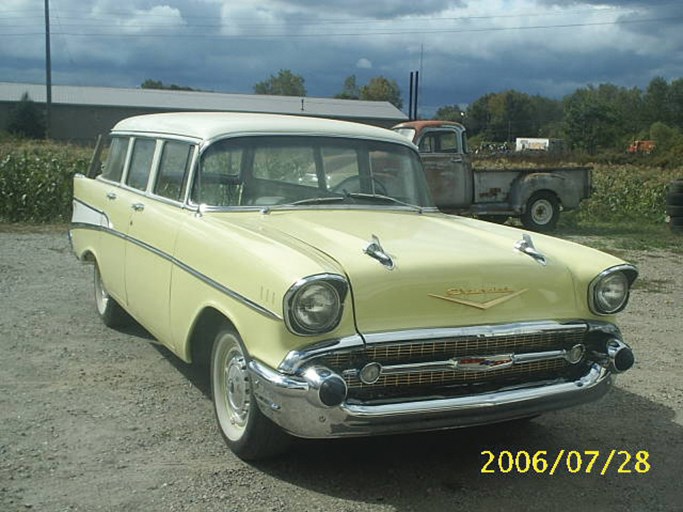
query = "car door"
xmin=89 ymin=135 xmax=133 ymax=306
xmin=418 ymin=128 xmax=473 ymax=209
xmin=123 ymin=138 xmax=194 ymax=343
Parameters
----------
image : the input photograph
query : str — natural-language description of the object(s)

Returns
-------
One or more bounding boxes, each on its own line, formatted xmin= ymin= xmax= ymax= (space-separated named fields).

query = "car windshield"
xmin=192 ymin=136 xmax=434 ymax=209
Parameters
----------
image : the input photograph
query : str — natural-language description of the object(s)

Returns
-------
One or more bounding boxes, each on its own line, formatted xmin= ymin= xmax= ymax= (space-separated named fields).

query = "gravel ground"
xmin=1 ymin=228 xmax=682 ymax=512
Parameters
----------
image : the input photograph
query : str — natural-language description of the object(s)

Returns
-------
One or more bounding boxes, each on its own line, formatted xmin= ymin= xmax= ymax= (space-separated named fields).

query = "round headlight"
xmin=591 ymin=269 xmax=632 ymax=314
xmin=288 ymin=280 xmax=343 ymax=335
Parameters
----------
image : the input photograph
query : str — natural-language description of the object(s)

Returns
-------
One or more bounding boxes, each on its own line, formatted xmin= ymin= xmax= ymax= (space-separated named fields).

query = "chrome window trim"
xmin=588 ymin=264 xmax=638 ymax=315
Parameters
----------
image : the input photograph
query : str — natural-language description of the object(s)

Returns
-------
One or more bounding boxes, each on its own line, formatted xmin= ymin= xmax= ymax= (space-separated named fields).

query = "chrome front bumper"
xmin=249 ymin=360 xmax=613 ymax=439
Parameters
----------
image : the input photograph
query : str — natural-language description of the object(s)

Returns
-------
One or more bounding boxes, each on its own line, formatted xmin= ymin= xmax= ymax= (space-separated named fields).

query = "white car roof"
xmin=112 ymin=112 xmax=414 ymax=147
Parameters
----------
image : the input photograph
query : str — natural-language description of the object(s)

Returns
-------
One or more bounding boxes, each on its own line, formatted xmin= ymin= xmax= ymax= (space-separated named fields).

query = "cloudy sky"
xmin=1 ymin=0 xmax=682 ymax=115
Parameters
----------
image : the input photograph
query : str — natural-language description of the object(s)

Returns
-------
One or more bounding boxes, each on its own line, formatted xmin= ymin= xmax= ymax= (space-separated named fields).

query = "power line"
xmin=1 ymin=15 xmax=679 ymax=39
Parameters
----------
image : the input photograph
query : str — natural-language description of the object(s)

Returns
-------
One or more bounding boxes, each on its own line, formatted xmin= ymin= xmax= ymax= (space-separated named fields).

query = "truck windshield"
xmin=193 ymin=136 xmax=434 ymax=209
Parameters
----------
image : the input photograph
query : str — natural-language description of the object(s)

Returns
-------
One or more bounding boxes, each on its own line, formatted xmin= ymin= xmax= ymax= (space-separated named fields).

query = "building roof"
xmin=112 ymin=112 xmax=414 ymax=146
xmin=0 ymin=82 xmax=407 ymax=122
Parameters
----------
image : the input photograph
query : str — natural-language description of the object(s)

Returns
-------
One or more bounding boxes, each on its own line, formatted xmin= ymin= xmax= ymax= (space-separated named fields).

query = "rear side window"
xmin=126 ymin=139 xmax=156 ymax=191
xmin=100 ymin=137 xmax=129 ymax=182
xmin=155 ymin=141 xmax=194 ymax=201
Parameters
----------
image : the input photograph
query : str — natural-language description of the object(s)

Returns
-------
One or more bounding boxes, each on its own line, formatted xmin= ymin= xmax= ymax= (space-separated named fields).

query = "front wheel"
xmin=521 ymin=192 xmax=560 ymax=232
xmin=211 ymin=328 xmax=291 ymax=460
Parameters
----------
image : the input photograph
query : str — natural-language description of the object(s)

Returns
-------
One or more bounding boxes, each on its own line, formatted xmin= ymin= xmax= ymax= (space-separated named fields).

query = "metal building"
xmin=0 ymin=82 xmax=407 ymax=144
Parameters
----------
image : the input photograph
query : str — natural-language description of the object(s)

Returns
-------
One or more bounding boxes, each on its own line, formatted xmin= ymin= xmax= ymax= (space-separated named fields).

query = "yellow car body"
xmin=70 ymin=112 xmax=637 ymax=460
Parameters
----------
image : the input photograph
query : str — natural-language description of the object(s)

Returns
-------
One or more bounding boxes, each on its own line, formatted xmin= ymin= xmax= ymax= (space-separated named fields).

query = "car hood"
xmin=250 ymin=209 xmax=623 ymax=335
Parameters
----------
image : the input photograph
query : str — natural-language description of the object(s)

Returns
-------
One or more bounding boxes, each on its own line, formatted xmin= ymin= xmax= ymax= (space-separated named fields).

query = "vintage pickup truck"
xmin=392 ymin=120 xmax=591 ymax=231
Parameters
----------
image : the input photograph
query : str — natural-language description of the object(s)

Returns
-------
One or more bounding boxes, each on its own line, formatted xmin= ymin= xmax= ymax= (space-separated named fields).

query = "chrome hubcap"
xmin=223 ymin=352 xmax=250 ymax=428
xmin=531 ymin=199 xmax=553 ymax=224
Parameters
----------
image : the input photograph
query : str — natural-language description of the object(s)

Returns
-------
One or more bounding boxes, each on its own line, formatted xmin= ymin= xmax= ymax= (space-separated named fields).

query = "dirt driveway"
xmin=1 ymin=228 xmax=682 ymax=511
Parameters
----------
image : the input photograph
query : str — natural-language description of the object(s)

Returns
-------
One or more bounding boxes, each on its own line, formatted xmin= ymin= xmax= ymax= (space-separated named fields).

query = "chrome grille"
xmin=322 ymin=328 xmax=586 ymax=368
xmin=345 ymin=359 xmax=568 ymax=390
xmin=316 ymin=324 xmax=588 ymax=399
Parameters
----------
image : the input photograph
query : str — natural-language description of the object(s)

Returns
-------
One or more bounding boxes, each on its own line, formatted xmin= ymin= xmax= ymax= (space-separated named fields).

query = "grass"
xmin=554 ymin=219 xmax=683 ymax=253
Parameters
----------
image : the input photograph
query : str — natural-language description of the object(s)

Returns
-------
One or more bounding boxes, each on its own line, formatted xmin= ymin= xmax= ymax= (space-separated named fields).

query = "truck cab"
xmin=393 ymin=120 xmax=592 ymax=232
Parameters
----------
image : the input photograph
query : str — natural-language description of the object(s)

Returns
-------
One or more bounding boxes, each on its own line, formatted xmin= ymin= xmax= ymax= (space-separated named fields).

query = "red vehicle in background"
xmin=627 ymin=140 xmax=656 ymax=154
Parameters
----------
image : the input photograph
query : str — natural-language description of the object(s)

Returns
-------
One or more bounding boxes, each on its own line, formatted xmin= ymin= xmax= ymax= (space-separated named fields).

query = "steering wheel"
xmin=331 ymin=175 xmax=388 ymax=196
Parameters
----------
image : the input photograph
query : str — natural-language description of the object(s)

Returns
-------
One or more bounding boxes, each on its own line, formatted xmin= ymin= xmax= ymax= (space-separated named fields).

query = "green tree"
xmin=359 ymin=76 xmax=403 ymax=109
xmin=7 ymin=92 xmax=45 ymax=139
xmin=335 ymin=75 xmax=360 ymax=100
xmin=668 ymin=78 xmax=683 ymax=130
xmin=563 ymin=86 xmax=619 ymax=153
xmin=140 ymin=79 xmax=195 ymax=91
xmin=433 ymin=104 xmax=465 ymax=122
xmin=464 ymin=90 xmax=537 ymax=142
xmin=253 ymin=69 xmax=306 ymax=96
xmin=643 ymin=76 xmax=671 ymax=126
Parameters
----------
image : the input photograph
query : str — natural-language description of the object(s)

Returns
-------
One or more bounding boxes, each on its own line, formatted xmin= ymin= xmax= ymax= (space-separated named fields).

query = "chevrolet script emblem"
xmin=429 ymin=287 xmax=527 ymax=310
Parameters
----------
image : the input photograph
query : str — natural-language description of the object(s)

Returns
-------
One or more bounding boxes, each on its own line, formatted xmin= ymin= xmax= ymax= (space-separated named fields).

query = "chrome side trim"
xmin=71 ymin=198 xmax=111 ymax=229
xmin=69 ymin=218 xmax=282 ymax=321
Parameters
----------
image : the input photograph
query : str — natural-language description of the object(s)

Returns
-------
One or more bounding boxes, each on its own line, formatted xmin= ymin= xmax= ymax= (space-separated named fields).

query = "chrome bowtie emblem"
xmin=454 ymin=354 xmax=514 ymax=372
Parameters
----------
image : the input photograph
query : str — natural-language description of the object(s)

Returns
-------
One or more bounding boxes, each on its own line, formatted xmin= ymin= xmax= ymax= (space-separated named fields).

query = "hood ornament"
xmin=364 ymin=234 xmax=395 ymax=270
xmin=515 ymin=233 xmax=547 ymax=266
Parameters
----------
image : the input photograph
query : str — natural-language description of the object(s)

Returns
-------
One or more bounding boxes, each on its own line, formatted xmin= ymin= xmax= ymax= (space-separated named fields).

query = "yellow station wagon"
xmin=70 ymin=112 xmax=638 ymax=460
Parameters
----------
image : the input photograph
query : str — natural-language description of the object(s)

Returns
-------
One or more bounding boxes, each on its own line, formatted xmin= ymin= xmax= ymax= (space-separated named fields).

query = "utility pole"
xmin=44 ymin=0 xmax=52 ymax=139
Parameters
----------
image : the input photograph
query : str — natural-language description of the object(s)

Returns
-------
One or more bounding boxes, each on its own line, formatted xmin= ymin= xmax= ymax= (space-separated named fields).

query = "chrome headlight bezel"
xmin=588 ymin=264 xmax=638 ymax=315
xmin=284 ymin=274 xmax=349 ymax=336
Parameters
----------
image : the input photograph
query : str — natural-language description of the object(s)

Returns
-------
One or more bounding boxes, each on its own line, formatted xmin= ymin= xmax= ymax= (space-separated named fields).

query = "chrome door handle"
xmin=131 ymin=203 xmax=145 ymax=212
xmin=106 ymin=192 xmax=117 ymax=200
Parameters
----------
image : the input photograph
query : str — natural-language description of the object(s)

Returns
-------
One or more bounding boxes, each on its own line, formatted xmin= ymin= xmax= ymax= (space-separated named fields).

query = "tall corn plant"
xmin=0 ymin=141 xmax=90 ymax=222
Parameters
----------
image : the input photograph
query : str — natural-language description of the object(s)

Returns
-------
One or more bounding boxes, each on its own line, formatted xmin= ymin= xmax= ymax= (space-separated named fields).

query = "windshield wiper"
xmin=290 ymin=195 xmax=346 ymax=205
xmin=290 ymin=192 xmax=423 ymax=212
xmin=344 ymin=193 xmax=423 ymax=213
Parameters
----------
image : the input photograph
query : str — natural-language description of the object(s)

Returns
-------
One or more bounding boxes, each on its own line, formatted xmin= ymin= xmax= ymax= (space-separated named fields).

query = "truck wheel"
xmin=521 ymin=192 xmax=560 ymax=232
xmin=211 ymin=327 xmax=292 ymax=460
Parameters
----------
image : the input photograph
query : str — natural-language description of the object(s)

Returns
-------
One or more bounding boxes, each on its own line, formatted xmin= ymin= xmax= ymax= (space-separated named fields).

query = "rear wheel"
xmin=211 ymin=328 xmax=291 ymax=460
xmin=521 ymin=192 xmax=560 ymax=232
xmin=94 ymin=264 xmax=129 ymax=328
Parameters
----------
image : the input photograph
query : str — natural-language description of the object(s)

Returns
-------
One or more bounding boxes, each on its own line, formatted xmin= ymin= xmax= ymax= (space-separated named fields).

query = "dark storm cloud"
xmin=2 ymin=0 xmax=683 ymax=114
xmin=266 ymin=0 xmax=465 ymax=19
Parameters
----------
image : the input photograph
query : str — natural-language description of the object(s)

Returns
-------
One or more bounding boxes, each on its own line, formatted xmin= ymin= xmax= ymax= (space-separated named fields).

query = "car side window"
xmin=126 ymin=139 xmax=156 ymax=191
xmin=418 ymin=134 xmax=435 ymax=153
xmin=439 ymin=132 xmax=459 ymax=153
xmin=155 ymin=141 xmax=193 ymax=202
xmin=100 ymin=136 xmax=129 ymax=182
xmin=193 ymin=141 xmax=243 ymax=206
